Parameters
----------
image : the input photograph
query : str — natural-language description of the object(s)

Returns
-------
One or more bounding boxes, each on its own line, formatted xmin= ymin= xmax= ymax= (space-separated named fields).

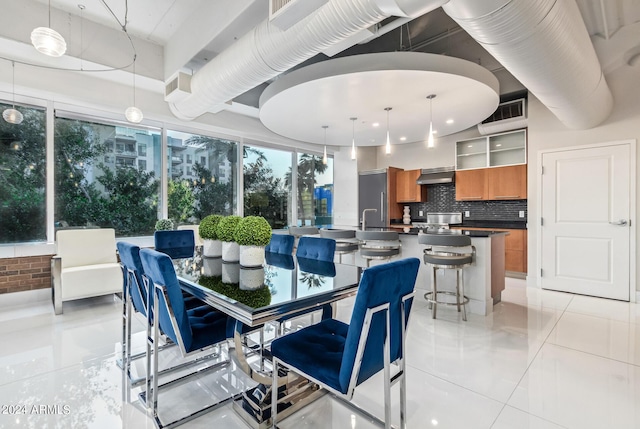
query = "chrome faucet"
xmin=361 ymin=208 xmax=377 ymax=231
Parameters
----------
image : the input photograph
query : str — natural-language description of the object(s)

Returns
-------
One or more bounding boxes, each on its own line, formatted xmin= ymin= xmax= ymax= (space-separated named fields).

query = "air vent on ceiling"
xmin=477 ymin=98 xmax=527 ymax=135
xmin=269 ymin=0 xmax=328 ymax=31
xmin=164 ymin=72 xmax=192 ymax=103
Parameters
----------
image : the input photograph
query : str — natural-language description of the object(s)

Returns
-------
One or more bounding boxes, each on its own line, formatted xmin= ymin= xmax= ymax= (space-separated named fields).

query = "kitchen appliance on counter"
xmin=412 ymin=212 xmax=462 ymax=232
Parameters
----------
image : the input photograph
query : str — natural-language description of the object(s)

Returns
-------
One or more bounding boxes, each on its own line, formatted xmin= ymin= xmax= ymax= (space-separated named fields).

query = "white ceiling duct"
xmin=443 ymin=0 xmax=613 ymax=129
xmin=169 ymin=0 xmax=449 ymax=121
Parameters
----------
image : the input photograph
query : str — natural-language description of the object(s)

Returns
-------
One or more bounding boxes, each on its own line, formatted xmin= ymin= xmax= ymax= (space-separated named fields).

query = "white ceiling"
xmin=34 ymin=0 xmax=206 ymax=44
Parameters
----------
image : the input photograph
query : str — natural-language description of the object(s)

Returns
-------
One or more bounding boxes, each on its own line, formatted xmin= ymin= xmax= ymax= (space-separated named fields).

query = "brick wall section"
xmin=0 ymin=255 xmax=53 ymax=294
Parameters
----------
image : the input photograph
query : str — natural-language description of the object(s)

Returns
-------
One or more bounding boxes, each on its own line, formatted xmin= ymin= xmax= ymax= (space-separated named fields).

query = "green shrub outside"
xmin=155 ymin=219 xmax=174 ymax=231
xmin=199 ymin=214 xmax=223 ymax=240
xmin=234 ymin=216 xmax=272 ymax=246
xmin=216 ymin=215 xmax=242 ymax=242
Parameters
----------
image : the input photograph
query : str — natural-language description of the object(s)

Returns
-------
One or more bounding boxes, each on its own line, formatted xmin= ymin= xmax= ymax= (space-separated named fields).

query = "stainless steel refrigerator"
xmin=358 ymin=169 xmax=387 ymax=228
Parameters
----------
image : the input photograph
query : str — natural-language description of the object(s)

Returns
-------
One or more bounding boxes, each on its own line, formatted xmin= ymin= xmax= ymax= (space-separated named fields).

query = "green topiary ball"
xmin=199 ymin=214 xmax=223 ymax=240
xmin=155 ymin=219 xmax=174 ymax=231
xmin=216 ymin=215 xmax=242 ymax=242
xmin=234 ymin=216 xmax=272 ymax=246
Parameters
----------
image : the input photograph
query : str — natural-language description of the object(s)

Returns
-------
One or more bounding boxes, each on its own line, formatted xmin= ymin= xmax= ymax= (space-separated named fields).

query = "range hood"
xmin=416 ymin=167 xmax=455 ymax=185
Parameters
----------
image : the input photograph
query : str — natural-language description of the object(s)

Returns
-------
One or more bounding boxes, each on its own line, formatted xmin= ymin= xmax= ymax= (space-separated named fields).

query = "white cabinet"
xmin=456 ymin=129 xmax=526 ymax=170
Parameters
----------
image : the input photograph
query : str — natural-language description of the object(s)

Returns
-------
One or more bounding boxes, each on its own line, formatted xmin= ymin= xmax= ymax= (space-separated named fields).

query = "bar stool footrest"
xmin=424 ymin=291 xmax=469 ymax=306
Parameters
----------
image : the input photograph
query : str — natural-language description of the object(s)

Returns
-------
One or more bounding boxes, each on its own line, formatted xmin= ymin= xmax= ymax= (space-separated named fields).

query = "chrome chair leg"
xmin=455 ymin=269 xmax=461 ymax=314
xmin=431 ymin=267 xmax=437 ymax=319
xmin=460 ymin=269 xmax=467 ymax=321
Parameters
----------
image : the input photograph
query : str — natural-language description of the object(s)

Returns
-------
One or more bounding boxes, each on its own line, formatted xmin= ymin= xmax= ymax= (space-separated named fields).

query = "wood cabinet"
xmin=396 ymin=169 xmax=427 ymax=203
xmin=487 ymin=165 xmax=527 ymax=200
xmin=455 ymin=169 xmax=487 ymax=201
xmin=451 ymin=227 xmax=527 ymax=273
xmin=456 ymin=165 xmax=526 ymax=201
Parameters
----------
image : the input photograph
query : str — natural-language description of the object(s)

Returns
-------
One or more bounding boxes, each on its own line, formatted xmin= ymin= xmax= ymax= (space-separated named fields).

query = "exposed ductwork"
xmin=170 ymin=0 xmax=613 ymax=131
xmin=442 ymin=0 xmax=613 ymax=129
xmin=169 ymin=0 xmax=449 ymax=121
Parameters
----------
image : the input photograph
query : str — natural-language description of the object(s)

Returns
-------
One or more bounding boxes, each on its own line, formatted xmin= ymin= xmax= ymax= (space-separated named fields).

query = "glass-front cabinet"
xmin=456 ymin=129 xmax=526 ymax=170
xmin=455 ymin=137 xmax=487 ymax=170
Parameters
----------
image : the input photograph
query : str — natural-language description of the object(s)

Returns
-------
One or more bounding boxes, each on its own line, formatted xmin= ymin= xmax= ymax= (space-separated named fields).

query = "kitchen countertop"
xmin=369 ymin=226 xmax=508 ymax=237
xmin=390 ymin=220 xmax=527 ymax=230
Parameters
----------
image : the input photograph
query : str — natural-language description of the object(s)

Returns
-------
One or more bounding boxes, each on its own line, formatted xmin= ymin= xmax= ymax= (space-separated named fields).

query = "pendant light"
xmin=384 ymin=107 xmax=392 ymax=155
xmin=3 ymin=62 xmax=23 ymax=125
xmin=350 ymin=117 xmax=357 ymax=160
xmin=427 ymin=94 xmax=436 ymax=148
xmin=31 ymin=0 xmax=67 ymax=57
xmin=125 ymin=56 xmax=143 ymax=123
xmin=322 ymin=125 xmax=328 ymax=165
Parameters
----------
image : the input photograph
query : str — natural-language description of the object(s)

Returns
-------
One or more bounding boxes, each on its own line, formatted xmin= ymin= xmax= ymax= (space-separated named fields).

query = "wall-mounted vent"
xmin=164 ymin=72 xmax=192 ymax=103
xmin=478 ymin=98 xmax=527 ymax=135
xmin=269 ymin=0 xmax=329 ymax=31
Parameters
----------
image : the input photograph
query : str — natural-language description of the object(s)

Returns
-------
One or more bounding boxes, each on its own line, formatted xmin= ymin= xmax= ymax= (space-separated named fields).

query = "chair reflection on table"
xmin=270 ymin=258 xmax=420 ymax=429
xmin=154 ymin=229 xmax=196 ymax=259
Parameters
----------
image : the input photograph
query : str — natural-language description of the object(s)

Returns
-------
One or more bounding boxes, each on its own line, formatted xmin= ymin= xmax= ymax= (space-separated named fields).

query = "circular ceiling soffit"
xmin=259 ymin=52 xmax=500 ymax=147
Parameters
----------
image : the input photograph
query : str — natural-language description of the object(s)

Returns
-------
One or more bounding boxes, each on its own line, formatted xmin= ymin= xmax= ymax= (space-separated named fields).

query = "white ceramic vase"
xmin=239 ymin=245 xmax=265 ymax=268
xmin=203 ymin=239 xmax=222 ymax=257
xmin=403 ymin=206 xmax=411 ymax=225
xmin=221 ymin=241 xmax=240 ymax=262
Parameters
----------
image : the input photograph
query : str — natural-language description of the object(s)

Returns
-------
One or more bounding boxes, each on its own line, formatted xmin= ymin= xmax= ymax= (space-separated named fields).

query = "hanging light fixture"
xmin=31 ymin=0 xmax=67 ymax=57
xmin=125 ymin=56 xmax=143 ymax=123
xmin=322 ymin=125 xmax=328 ymax=165
xmin=384 ymin=107 xmax=392 ymax=155
xmin=427 ymin=94 xmax=436 ymax=148
xmin=350 ymin=117 xmax=357 ymax=160
xmin=3 ymin=61 xmax=23 ymax=125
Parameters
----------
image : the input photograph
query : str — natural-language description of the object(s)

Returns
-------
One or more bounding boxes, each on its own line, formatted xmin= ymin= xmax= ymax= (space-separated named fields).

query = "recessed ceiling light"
xmin=446 ymin=119 xmax=454 ymax=124
xmin=432 ymin=130 xmax=438 ymax=134
xmin=496 ymin=143 xmax=502 ymax=147
xmin=468 ymin=144 xmax=473 ymax=148
xmin=372 ymin=122 xmax=380 ymax=127
xmin=400 ymin=136 xmax=406 ymax=141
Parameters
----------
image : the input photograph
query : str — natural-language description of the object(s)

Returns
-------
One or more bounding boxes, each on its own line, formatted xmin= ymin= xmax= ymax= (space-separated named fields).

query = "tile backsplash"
xmin=406 ymin=183 xmax=527 ymax=221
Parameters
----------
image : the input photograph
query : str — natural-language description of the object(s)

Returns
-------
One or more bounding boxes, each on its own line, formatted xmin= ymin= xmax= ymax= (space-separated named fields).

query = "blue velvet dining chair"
xmin=265 ymin=234 xmax=294 ymax=255
xmin=154 ymin=229 xmax=196 ymax=259
xmin=270 ymin=257 xmax=420 ymax=429
xmin=117 ymin=241 xmax=150 ymax=386
xmin=139 ymin=248 xmax=230 ymax=428
xmin=117 ymin=242 xmax=219 ymax=395
xmin=295 ymin=236 xmax=336 ymax=262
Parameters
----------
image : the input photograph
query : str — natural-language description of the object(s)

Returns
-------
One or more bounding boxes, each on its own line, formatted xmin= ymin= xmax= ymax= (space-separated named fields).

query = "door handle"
xmin=609 ymin=219 xmax=628 ymax=226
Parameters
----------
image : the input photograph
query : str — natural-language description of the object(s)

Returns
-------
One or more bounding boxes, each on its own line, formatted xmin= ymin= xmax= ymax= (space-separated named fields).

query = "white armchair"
xmin=51 ymin=228 xmax=123 ymax=315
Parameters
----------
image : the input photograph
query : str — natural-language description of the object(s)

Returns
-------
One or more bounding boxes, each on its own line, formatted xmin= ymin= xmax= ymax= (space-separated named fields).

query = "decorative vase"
xmin=239 ymin=268 xmax=265 ymax=290
xmin=202 ymin=257 xmax=222 ymax=276
xmin=222 ymin=241 xmax=240 ymax=262
xmin=203 ymin=239 xmax=222 ymax=257
xmin=222 ymin=262 xmax=240 ymax=284
xmin=403 ymin=206 xmax=411 ymax=225
xmin=239 ymin=245 xmax=265 ymax=268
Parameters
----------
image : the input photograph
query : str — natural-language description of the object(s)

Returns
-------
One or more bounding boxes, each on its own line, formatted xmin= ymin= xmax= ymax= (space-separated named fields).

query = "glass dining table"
xmin=172 ymin=251 xmax=363 ymax=428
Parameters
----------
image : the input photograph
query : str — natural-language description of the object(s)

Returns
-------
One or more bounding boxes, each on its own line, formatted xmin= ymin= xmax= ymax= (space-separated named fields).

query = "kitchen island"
xmin=350 ymin=228 xmax=507 ymax=316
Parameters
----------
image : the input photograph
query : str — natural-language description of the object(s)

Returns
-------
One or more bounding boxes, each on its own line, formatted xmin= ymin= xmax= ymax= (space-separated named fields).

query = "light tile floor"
xmin=1 ymin=278 xmax=640 ymax=428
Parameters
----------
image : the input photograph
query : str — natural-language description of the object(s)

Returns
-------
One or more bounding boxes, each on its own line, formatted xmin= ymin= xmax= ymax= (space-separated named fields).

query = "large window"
xmin=167 ymin=130 xmax=238 ymax=224
xmin=244 ymin=145 xmax=291 ymax=229
xmin=296 ymin=153 xmax=333 ymax=226
xmin=0 ymin=103 xmax=46 ymax=243
xmin=54 ymin=117 xmax=161 ymax=236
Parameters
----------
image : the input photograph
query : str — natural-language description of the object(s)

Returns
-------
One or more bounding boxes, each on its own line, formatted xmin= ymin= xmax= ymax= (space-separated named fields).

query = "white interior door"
xmin=541 ymin=143 xmax=631 ymax=300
